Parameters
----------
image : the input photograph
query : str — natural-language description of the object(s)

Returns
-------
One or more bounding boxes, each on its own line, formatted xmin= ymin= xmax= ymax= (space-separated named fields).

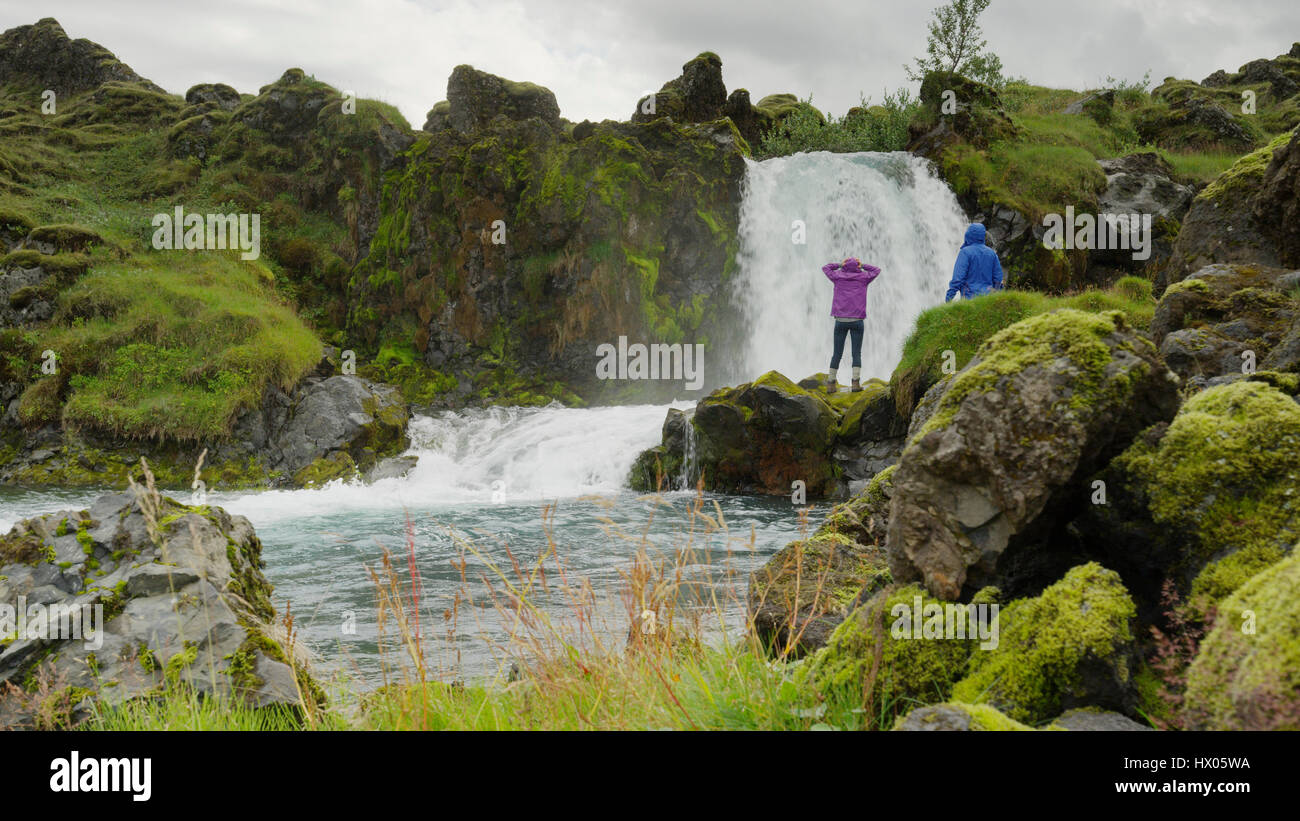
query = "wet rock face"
xmin=0 ymin=492 xmax=316 ymax=728
xmin=445 ymin=64 xmax=561 ymax=135
xmin=216 ymin=374 xmax=409 ymax=485
xmin=886 ymin=310 xmax=1180 ymax=601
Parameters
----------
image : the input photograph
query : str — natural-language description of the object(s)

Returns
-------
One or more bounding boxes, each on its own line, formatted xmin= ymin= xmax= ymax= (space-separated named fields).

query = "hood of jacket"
xmin=962 ymin=223 xmax=987 ymax=247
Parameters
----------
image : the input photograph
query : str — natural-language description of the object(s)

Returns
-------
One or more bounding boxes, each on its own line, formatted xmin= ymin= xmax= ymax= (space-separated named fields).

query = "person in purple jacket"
xmin=822 ymin=257 xmax=881 ymax=394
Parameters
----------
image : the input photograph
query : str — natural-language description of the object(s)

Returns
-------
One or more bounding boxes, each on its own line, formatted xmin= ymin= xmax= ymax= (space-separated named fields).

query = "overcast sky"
xmin=3 ymin=0 xmax=1298 ymax=126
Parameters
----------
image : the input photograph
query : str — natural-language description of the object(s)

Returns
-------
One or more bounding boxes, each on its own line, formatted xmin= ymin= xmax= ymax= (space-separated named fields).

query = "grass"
xmin=889 ymin=277 xmax=1156 ymax=416
xmin=26 ymin=251 xmax=320 ymax=440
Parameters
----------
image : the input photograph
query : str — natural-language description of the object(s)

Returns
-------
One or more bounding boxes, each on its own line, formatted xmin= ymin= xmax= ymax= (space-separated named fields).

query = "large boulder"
xmin=906 ymin=71 xmax=1018 ymax=160
xmin=630 ymin=375 xmax=904 ymax=496
xmin=0 ymin=491 xmax=318 ymax=728
xmin=444 ymin=64 xmax=561 ymax=135
xmin=633 ymin=52 xmax=727 ymax=125
xmin=887 ymin=309 xmax=1181 ymax=600
xmin=1184 ymin=549 xmax=1300 ymax=730
xmin=951 ymin=563 xmax=1140 ymax=724
xmin=1077 ymin=378 xmax=1300 ymax=610
xmin=667 ymin=371 xmax=842 ymax=497
xmin=0 ymin=17 xmax=164 ymax=95
xmin=1149 ymin=263 xmax=1300 ymax=381
xmin=219 ymin=374 xmax=409 ymax=487
xmin=1090 ymin=153 xmax=1193 ymax=279
xmin=1166 ymin=128 xmax=1300 ymax=282
xmin=184 ymin=82 xmax=241 ymax=111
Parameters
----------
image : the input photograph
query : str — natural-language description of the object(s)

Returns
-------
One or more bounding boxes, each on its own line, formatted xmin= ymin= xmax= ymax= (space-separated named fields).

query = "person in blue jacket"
xmin=945 ymin=223 xmax=1004 ymax=301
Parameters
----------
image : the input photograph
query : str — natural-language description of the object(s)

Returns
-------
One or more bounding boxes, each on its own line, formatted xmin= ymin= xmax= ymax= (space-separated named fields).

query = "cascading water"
xmin=0 ymin=149 xmax=974 ymax=685
xmin=680 ymin=411 xmax=698 ymax=489
xmin=734 ymin=151 xmax=969 ymax=384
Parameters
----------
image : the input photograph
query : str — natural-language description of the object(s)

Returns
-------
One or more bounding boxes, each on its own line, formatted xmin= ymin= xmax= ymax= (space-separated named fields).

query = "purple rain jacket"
xmin=822 ymin=257 xmax=881 ymax=319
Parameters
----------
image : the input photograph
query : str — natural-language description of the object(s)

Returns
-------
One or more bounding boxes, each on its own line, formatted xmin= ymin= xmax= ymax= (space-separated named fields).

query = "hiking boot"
xmin=851 ymin=379 xmax=862 ymax=392
xmin=825 ymin=376 xmax=837 ymax=394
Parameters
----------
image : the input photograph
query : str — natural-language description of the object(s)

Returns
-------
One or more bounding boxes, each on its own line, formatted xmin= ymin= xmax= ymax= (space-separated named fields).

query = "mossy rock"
xmin=747 ymin=530 xmax=890 ymax=658
xmin=1097 ymin=380 xmax=1300 ymax=609
xmin=691 ymin=371 xmax=841 ymax=497
xmin=952 ymin=563 xmax=1139 ymax=724
xmin=1183 ymin=548 xmax=1300 ymax=730
xmin=26 ymin=223 xmax=104 ymax=253
xmin=893 ymin=701 xmax=1035 ymax=731
xmin=888 ymin=309 xmax=1180 ymax=600
xmin=797 ymin=583 xmax=977 ymax=721
xmin=818 ymin=463 xmax=895 ymax=547
xmin=292 ymin=450 xmax=358 ymax=488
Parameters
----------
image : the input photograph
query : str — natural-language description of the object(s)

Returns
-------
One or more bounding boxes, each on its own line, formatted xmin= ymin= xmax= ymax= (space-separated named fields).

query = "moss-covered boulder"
xmin=1079 ymin=379 xmax=1300 ymax=610
xmin=746 ymin=465 xmax=898 ymax=656
xmin=633 ymin=52 xmax=727 ymax=125
xmin=893 ymin=701 xmax=1034 ymax=731
xmin=1166 ymin=128 xmax=1300 ymax=282
xmin=1183 ymin=549 xmax=1300 ymax=730
xmin=907 ymin=70 xmax=1018 ymax=160
xmin=445 ymin=64 xmax=561 ymax=135
xmin=746 ymin=530 xmax=889 ymax=658
xmin=0 ymin=492 xmax=321 ymax=728
xmin=887 ymin=309 xmax=1180 ymax=600
xmin=1134 ymin=83 xmax=1260 ymax=153
xmin=1149 ymin=263 xmax=1300 ymax=381
xmin=952 ymin=563 xmax=1140 ymax=724
xmin=797 ymin=583 xmax=979 ymax=722
xmin=689 ymin=371 xmax=840 ymax=496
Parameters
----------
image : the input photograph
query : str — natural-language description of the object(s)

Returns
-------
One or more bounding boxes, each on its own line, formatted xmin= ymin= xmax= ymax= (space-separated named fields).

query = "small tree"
xmin=905 ymin=0 xmax=1005 ymax=87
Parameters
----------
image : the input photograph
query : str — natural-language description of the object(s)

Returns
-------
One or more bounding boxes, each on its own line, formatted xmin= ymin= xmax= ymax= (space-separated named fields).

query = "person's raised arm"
xmin=861 ymin=263 xmax=881 ymax=286
xmin=823 ymin=261 xmax=842 ymax=281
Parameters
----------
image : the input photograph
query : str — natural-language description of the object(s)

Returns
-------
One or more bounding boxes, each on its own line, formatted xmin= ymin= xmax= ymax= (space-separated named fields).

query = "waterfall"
xmin=733 ymin=150 xmax=969 ymax=384
xmin=679 ymin=411 xmax=698 ymax=490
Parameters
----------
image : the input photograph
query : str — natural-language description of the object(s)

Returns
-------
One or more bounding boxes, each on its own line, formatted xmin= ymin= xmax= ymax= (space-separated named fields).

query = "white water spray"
xmin=734 ymin=151 xmax=969 ymax=383
xmin=213 ymin=404 xmax=688 ymax=523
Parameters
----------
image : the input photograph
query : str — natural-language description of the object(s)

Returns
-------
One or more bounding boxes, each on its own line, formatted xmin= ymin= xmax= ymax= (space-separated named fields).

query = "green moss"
xmin=292 ymin=451 xmax=358 ymax=488
xmin=890 ymin=284 xmax=1154 ymax=420
xmin=164 ymin=641 xmax=198 ymax=684
xmin=1184 ymin=548 xmax=1300 ymax=730
xmin=952 ymin=563 xmax=1137 ymax=724
xmin=893 ymin=701 xmax=1036 ymax=731
xmin=1115 ymin=380 xmax=1300 ymax=606
xmin=916 ymin=309 xmax=1145 ymax=438
xmin=1198 ymin=129 xmax=1295 ymax=206
xmin=798 ymin=583 xmax=974 ymax=721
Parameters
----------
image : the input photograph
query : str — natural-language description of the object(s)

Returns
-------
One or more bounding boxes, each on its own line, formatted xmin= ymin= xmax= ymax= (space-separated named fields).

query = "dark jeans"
xmin=830 ymin=319 xmax=864 ymax=370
